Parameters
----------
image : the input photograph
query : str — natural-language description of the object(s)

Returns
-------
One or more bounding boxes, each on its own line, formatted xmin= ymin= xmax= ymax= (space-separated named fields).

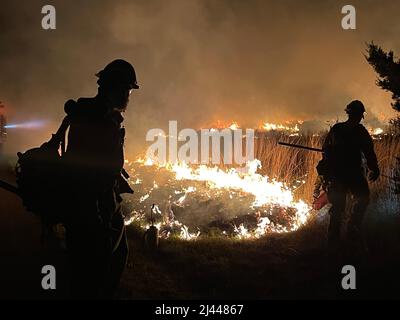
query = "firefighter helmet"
xmin=96 ymin=59 xmax=139 ymax=89
xmin=345 ymin=100 xmax=366 ymax=117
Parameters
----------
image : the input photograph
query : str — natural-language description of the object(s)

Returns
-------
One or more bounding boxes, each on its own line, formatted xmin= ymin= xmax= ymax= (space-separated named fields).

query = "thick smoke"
xmin=0 ymin=0 xmax=398 ymax=158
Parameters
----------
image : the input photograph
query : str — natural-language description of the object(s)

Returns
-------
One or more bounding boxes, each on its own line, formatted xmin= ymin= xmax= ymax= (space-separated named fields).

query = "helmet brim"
xmin=96 ymin=72 xmax=140 ymax=89
xmin=345 ymin=109 xmax=366 ymax=118
xmin=131 ymin=83 xmax=140 ymax=89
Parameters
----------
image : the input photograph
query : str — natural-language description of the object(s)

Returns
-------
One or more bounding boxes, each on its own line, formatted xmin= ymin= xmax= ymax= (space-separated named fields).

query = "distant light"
xmin=4 ymin=120 xmax=47 ymax=129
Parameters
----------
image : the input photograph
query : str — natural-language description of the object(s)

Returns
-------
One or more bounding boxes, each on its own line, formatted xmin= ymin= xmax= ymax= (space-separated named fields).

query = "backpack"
xmin=15 ymin=116 xmax=70 ymax=226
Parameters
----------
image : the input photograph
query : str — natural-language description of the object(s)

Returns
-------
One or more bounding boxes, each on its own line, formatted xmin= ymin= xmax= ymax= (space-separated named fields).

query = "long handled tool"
xmin=278 ymin=141 xmax=323 ymax=153
xmin=278 ymin=142 xmax=396 ymax=182
xmin=0 ymin=179 xmax=19 ymax=195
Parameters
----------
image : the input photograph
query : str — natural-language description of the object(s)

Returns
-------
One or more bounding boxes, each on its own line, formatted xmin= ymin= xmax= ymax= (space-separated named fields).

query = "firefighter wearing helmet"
xmin=345 ymin=99 xmax=366 ymax=117
xmin=320 ymin=100 xmax=379 ymax=254
xmin=63 ymin=59 xmax=139 ymax=298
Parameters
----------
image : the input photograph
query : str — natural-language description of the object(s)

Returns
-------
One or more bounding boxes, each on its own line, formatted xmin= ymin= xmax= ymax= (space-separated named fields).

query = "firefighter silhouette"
xmin=62 ymin=60 xmax=139 ymax=298
xmin=321 ymin=100 xmax=379 ymax=252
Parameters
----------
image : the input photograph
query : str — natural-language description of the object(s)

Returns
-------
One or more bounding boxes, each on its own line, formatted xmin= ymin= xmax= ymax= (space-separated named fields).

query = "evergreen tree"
xmin=366 ymin=42 xmax=400 ymax=112
xmin=366 ymin=42 xmax=400 ymax=193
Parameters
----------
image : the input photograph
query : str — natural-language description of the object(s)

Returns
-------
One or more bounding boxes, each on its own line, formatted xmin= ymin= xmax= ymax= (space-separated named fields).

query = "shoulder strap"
xmin=59 ymin=116 xmax=70 ymax=156
xmin=48 ymin=116 xmax=70 ymax=155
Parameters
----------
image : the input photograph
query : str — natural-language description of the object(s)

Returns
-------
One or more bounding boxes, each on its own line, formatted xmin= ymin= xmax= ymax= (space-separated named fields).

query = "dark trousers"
xmin=66 ymin=219 xmax=110 ymax=299
xmin=327 ymin=174 xmax=370 ymax=247
xmin=65 ymin=198 xmax=128 ymax=299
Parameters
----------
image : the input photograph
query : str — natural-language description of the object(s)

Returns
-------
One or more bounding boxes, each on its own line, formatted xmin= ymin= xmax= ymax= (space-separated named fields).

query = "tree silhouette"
xmin=366 ymin=42 xmax=400 ymax=112
xmin=366 ymin=42 xmax=400 ymax=193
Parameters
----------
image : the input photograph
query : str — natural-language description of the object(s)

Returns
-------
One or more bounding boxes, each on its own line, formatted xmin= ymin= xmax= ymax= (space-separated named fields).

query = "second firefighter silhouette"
xmin=321 ymin=100 xmax=379 ymax=249
xmin=63 ymin=59 xmax=138 ymax=298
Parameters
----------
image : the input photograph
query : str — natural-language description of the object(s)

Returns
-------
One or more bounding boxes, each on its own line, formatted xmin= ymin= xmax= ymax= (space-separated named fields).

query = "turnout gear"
xmin=63 ymin=96 xmax=132 ymax=298
xmin=322 ymin=112 xmax=379 ymax=250
xmin=322 ymin=122 xmax=379 ymax=182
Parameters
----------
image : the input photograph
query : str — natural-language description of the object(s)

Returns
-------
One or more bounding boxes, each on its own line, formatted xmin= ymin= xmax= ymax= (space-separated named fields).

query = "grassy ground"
xmin=117 ymin=212 xmax=400 ymax=300
xmin=1 ymin=153 xmax=400 ymax=300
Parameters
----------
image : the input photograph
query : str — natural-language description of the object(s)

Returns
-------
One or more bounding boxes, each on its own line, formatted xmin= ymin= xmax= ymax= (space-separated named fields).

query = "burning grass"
xmin=123 ymin=156 xmax=311 ymax=240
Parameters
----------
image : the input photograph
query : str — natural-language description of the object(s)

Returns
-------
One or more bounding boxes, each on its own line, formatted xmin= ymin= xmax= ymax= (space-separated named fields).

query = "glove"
xmin=312 ymin=190 xmax=320 ymax=200
xmin=368 ymin=169 xmax=380 ymax=182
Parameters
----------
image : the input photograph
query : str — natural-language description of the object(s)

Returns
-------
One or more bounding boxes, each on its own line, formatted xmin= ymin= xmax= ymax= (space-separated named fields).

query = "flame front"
xmin=170 ymin=160 xmax=306 ymax=210
xmin=261 ymin=122 xmax=300 ymax=133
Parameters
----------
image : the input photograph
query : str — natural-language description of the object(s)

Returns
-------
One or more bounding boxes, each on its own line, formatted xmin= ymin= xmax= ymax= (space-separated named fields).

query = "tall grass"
xmin=254 ymin=130 xmax=400 ymax=209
